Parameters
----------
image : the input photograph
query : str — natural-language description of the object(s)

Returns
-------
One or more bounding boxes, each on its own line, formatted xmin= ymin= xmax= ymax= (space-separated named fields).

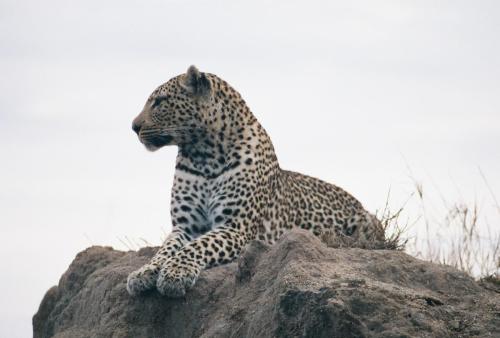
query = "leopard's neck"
xmin=175 ymin=118 xmax=279 ymax=180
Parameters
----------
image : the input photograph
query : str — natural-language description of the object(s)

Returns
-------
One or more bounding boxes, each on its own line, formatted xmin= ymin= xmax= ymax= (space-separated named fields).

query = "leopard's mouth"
xmin=141 ymin=134 xmax=174 ymax=151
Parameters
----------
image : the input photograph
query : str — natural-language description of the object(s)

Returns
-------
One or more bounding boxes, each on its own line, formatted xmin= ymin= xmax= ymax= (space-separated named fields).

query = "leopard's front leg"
xmin=127 ymin=172 xmax=214 ymax=296
xmin=156 ymin=223 xmax=252 ymax=297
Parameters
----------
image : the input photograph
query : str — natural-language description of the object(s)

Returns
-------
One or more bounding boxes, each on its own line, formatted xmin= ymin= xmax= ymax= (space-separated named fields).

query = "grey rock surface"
xmin=33 ymin=229 xmax=499 ymax=338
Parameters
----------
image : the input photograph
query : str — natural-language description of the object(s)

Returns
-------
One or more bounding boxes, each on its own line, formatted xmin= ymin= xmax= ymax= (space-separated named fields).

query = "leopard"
xmin=127 ymin=65 xmax=384 ymax=298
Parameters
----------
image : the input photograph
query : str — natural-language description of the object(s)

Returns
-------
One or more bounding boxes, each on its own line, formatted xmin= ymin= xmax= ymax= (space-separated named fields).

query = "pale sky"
xmin=1 ymin=1 xmax=499 ymax=336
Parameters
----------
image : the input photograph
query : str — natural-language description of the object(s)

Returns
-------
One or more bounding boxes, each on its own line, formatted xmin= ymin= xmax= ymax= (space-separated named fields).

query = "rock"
xmin=33 ymin=229 xmax=500 ymax=338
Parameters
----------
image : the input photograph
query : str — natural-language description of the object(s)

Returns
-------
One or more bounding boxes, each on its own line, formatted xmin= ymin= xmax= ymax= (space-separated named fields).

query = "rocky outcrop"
xmin=33 ymin=229 xmax=499 ymax=338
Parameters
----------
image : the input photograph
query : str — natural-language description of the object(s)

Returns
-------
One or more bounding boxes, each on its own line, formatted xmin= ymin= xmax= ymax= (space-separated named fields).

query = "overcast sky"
xmin=1 ymin=1 xmax=499 ymax=336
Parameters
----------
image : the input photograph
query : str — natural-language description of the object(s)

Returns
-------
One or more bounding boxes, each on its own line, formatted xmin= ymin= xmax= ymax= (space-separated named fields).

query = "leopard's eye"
xmin=152 ymin=96 xmax=168 ymax=109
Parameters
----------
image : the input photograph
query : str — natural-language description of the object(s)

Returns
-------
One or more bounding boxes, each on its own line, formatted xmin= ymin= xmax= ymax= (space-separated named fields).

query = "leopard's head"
xmin=132 ymin=65 xmax=213 ymax=151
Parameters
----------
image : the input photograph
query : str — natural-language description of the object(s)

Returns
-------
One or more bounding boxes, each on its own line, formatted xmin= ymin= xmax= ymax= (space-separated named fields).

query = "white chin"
xmin=144 ymin=143 xmax=160 ymax=152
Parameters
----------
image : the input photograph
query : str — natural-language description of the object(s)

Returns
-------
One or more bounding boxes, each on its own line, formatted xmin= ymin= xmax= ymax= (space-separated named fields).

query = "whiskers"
xmin=159 ymin=127 xmax=190 ymax=137
xmin=138 ymin=127 xmax=191 ymax=149
xmin=139 ymin=128 xmax=162 ymax=139
xmin=139 ymin=126 xmax=200 ymax=150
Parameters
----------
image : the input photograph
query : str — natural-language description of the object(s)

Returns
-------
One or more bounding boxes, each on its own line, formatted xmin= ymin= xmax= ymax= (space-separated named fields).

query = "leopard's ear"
xmin=181 ymin=65 xmax=211 ymax=98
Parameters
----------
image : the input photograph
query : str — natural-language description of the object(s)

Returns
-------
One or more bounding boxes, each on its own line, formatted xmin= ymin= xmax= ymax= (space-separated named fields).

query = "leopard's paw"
xmin=126 ymin=264 xmax=159 ymax=296
xmin=156 ymin=259 xmax=200 ymax=298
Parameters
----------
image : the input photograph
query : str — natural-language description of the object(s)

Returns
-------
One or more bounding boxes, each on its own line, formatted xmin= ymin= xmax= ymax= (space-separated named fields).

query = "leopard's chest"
xmin=170 ymin=168 xmax=249 ymax=234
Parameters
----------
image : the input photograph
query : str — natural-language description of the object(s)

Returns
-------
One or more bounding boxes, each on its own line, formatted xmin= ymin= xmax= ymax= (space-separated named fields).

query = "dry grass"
xmin=117 ymin=236 xmax=153 ymax=251
xmin=401 ymin=169 xmax=500 ymax=279
xmin=323 ymin=169 xmax=500 ymax=281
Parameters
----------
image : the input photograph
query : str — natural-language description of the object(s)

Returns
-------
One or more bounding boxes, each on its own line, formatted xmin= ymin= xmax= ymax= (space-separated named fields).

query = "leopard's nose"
xmin=132 ymin=121 xmax=142 ymax=135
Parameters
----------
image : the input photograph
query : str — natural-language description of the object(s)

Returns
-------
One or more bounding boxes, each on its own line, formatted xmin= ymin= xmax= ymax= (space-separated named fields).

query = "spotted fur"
xmin=127 ymin=66 xmax=384 ymax=297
